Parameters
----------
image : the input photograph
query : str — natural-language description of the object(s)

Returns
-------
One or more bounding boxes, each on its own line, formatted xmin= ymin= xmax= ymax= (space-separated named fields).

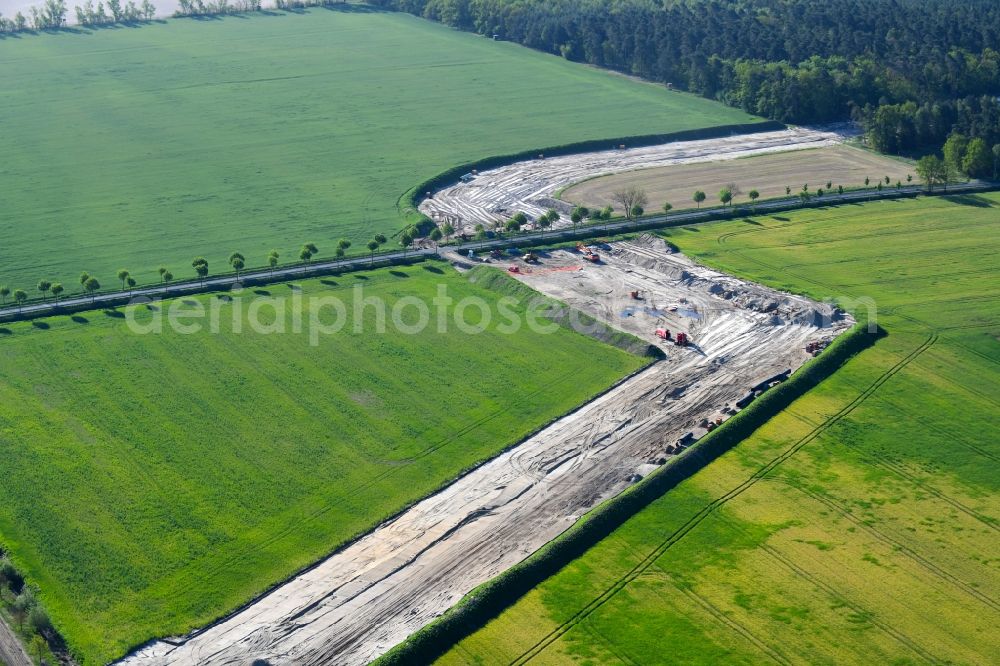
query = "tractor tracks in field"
xmin=507 ymin=333 xmax=938 ymax=665
xmin=157 ymin=363 xmax=586 ymax=605
xmin=757 ymin=541 xmax=943 ymax=664
xmin=867 ymin=456 xmax=999 ymax=532
xmin=662 ymin=571 xmax=792 ymax=666
xmin=763 ymin=477 xmax=1000 ymax=613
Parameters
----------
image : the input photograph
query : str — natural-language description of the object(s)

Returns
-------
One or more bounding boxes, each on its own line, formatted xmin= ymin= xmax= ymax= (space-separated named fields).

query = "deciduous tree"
xmin=84 ymin=277 xmax=101 ymax=301
xmin=962 ymin=138 xmax=991 ymax=178
xmin=943 ymin=133 xmax=969 ymax=175
xmin=192 ymin=257 xmax=209 ymax=285
xmin=613 ymin=187 xmax=647 ymax=220
xmin=228 ymin=253 xmax=245 ymax=279
xmin=13 ymin=289 xmax=28 ymax=312
xmin=718 ymin=187 xmax=733 ymax=207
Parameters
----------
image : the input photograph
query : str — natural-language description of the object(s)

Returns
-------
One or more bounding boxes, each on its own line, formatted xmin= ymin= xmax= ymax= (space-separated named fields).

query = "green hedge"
xmin=401 ymin=120 xmax=786 ymax=231
xmin=373 ymin=321 xmax=882 ymax=666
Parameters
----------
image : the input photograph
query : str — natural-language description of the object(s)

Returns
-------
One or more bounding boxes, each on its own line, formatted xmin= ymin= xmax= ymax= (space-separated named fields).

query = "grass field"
xmin=0 ymin=7 xmax=757 ymax=295
xmin=435 ymin=193 xmax=1000 ymax=665
xmin=561 ymin=144 xmax=912 ymax=211
xmin=0 ymin=264 xmax=648 ymax=663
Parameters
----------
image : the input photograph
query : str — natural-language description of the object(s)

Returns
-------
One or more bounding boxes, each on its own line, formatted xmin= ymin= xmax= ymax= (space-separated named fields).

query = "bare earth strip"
xmin=0 ymin=615 xmax=31 ymax=666
xmin=419 ymin=125 xmax=857 ymax=233
xmin=119 ymin=237 xmax=850 ymax=665
xmin=563 ymin=144 xmax=913 ymax=212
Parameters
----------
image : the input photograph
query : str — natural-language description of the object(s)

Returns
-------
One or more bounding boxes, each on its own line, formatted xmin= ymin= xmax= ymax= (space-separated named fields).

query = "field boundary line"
xmin=756 ymin=542 xmax=943 ymax=664
xmin=864 ymin=457 xmax=999 ymax=532
xmin=663 ymin=572 xmax=791 ymax=666
xmin=763 ymin=477 xmax=1000 ymax=612
xmin=505 ymin=333 xmax=937 ymax=665
xmin=157 ymin=363 xmax=586 ymax=597
xmin=2 ymin=184 xmax=995 ymax=325
xmin=137 ymin=357 xmax=660 ymax=651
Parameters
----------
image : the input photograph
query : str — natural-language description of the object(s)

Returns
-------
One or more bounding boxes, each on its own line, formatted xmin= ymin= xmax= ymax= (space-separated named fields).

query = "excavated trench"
xmin=420 ymin=124 xmax=857 ymax=233
xmin=120 ymin=236 xmax=851 ymax=665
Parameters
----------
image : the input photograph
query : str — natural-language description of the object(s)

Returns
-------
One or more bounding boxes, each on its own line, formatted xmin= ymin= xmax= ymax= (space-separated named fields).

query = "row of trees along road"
xmin=0 ymin=0 xmax=156 ymax=31
xmin=0 ymin=233 xmax=405 ymax=312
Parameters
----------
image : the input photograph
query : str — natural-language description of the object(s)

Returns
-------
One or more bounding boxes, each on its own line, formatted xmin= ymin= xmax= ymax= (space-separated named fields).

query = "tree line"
xmin=0 ymin=553 xmax=58 ymax=664
xmin=0 ymin=0 xmax=157 ymax=31
xmin=75 ymin=0 xmax=155 ymax=25
xmin=369 ymin=0 xmax=1000 ymax=160
xmin=0 ymin=232 xmax=422 ymax=312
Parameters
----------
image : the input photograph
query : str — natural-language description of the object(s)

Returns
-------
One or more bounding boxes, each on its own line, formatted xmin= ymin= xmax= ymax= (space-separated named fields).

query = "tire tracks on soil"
xmin=508 ymin=333 xmax=938 ymax=665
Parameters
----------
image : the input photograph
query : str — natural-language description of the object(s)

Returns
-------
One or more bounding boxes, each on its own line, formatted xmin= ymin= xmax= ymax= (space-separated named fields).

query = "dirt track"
xmin=420 ymin=125 xmax=857 ymax=233
xmin=119 ymin=237 xmax=851 ymax=666
xmin=0 ymin=615 xmax=30 ymax=666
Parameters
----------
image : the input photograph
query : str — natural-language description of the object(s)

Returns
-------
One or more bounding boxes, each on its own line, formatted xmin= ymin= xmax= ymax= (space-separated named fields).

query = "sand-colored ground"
xmin=118 ymin=237 xmax=850 ymax=666
xmin=419 ymin=125 xmax=858 ymax=232
xmin=563 ymin=144 xmax=912 ymax=211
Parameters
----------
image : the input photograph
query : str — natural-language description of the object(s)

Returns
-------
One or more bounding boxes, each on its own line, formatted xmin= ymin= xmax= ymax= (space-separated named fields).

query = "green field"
xmin=0 ymin=264 xmax=647 ymax=662
xmin=435 ymin=193 xmax=1000 ymax=665
xmin=0 ymin=6 xmax=756 ymax=295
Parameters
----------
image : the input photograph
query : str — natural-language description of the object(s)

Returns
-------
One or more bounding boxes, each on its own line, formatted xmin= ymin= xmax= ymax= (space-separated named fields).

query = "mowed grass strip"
xmin=561 ymin=144 xmax=912 ymax=211
xmin=0 ymin=7 xmax=757 ymax=292
xmin=435 ymin=193 xmax=1000 ymax=665
xmin=0 ymin=265 xmax=648 ymax=663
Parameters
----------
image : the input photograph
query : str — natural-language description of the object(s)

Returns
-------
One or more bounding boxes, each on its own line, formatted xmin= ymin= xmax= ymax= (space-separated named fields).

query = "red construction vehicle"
xmin=655 ymin=328 xmax=671 ymax=341
xmin=507 ymin=265 xmax=520 ymax=274
xmin=577 ymin=242 xmax=601 ymax=263
xmin=630 ymin=290 xmax=641 ymax=300
xmin=674 ymin=332 xmax=689 ymax=346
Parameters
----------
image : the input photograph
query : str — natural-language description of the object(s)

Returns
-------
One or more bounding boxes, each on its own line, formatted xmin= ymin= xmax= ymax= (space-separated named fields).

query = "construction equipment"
xmin=630 ymin=290 xmax=641 ymax=300
xmin=507 ymin=265 xmax=520 ymax=274
xmin=577 ymin=243 xmax=601 ymax=263
xmin=523 ymin=252 xmax=539 ymax=263
xmin=490 ymin=249 xmax=503 ymax=259
xmin=805 ymin=341 xmax=825 ymax=356
xmin=655 ymin=328 xmax=671 ymax=341
xmin=674 ymin=332 xmax=689 ymax=346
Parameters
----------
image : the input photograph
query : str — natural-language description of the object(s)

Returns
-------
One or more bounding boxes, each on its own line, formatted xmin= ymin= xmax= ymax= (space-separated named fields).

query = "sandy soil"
xmin=0 ymin=615 xmax=31 ymax=666
xmin=118 ymin=236 xmax=851 ymax=666
xmin=563 ymin=144 xmax=912 ymax=211
xmin=419 ymin=125 xmax=858 ymax=233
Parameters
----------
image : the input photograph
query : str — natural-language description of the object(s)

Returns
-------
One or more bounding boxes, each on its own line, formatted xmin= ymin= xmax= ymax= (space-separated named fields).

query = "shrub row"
xmin=400 ymin=120 xmax=786 ymax=230
xmin=373 ymin=321 xmax=882 ymax=666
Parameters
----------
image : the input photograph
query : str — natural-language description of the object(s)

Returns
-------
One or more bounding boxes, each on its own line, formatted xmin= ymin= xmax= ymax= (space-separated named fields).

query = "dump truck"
xmin=655 ymin=328 xmax=671 ymax=340
xmin=674 ymin=332 xmax=689 ymax=346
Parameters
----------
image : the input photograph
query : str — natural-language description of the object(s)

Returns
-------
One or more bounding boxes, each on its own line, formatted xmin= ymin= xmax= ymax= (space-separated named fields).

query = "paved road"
xmin=0 ymin=183 xmax=989 ymax=323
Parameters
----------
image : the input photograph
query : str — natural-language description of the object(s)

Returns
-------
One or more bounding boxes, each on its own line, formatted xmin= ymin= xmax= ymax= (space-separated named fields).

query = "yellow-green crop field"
xmin=437 ymin=193 xmax=1000 ymax=665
